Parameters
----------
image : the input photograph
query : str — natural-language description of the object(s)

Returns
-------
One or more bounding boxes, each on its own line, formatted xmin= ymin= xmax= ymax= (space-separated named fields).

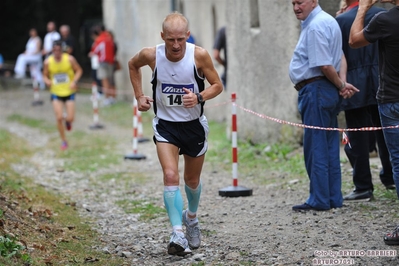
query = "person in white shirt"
xmin=14 ymin=28 xmax=44 ymax=88
xmin=42 ymin=21 xmax=61 ymax=57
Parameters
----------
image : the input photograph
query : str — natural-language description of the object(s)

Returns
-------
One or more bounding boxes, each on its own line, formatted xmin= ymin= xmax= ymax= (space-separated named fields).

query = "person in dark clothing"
xmin=336 ymin=0 xmax=395 ymax=203
xmin=213 ymin=26 xmax=227 ymax=88
xmin=60 ymin=25 xmax=77 ymax=57
xmin=350 ymin=0 xmax=399 ymax=244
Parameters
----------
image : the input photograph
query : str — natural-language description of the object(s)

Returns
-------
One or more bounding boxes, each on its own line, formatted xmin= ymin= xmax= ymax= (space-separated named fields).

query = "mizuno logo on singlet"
xmin=162 ymin=83 xmax=194 ymax=94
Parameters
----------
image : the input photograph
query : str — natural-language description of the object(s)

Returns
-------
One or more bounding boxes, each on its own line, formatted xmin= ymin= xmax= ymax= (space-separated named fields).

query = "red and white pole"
xmin=89 ymin=82 xmax=104 ymax=129
xmin=137 ymin=108 xmax=149 ymax=143
xmin=132 ymin=99 xmax=139 ymax=154
xmin=124 ymin=98 xmax=146 ymax=160
xmin=218 ymin=93 xmax=252 ymax=197
xmin=231 ymin=93 xmax=238 ymax=187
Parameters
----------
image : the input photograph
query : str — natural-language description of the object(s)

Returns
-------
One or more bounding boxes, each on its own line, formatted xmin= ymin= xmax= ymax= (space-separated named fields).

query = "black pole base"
xmin=219 ymin=185 xmax=253 ymax=197
xmin=124 ymin=153 xmax=146 ymax=160
xmin=89 ymin=124 xmax=104 ymax=130
xmin=138 ymin=137 xmax=150 ymax=143
xmin=32 ymin=100 xmax=44 ymax=106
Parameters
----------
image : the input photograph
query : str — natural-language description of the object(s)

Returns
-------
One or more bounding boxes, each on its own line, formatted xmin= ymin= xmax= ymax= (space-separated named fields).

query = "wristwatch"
xmin=195 ymin=92 xmax=204 ymax=104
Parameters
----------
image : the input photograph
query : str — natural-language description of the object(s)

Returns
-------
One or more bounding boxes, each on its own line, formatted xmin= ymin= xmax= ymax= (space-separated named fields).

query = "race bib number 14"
xmin=161 ymin=83 xmax=194 ymax=107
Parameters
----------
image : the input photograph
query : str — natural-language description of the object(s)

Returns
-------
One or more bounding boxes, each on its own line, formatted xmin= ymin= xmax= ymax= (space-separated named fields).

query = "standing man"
xmin=128 ymin=12 xmax=223 ymax=255
xmin=42 ymin=21 xmax=61 ymax=58
xmin=213 ymin=26 xmax=227 ymax=88
xmin=350 ymin=0 xmax=399 ymax=244
xmin=336 ymin=0 xmax=395 ymax=203
xmin=289 ymin=0 xmax=358 ymax=211
xmin=43 ymin=41 xmax=83 ymax=150
xmin=59 ymin=25 xmax=77 ymax=57
xmin=90 ymin=25 xmax=115 ymax=105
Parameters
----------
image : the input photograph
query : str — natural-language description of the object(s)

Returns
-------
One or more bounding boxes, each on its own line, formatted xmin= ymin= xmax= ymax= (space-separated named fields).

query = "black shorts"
xmin=51 ymin=93 xmax=76 ymax=102
xmin=153 ymin=116 xmax=209 ymax=157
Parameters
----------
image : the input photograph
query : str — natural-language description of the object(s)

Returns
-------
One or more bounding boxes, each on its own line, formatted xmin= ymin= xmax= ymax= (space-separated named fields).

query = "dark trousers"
xmin=344 ymin=105 xmax=394 ymax=192
xmin=299 ymin=79 xmax=343 ymax=209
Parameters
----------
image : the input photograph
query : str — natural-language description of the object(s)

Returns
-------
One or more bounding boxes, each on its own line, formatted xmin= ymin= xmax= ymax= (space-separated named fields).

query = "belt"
xmin=294 ymin=76 xmax=325 ymax=91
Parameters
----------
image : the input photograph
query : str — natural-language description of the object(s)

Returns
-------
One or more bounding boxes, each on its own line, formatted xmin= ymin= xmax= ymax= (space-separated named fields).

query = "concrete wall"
xmin=102 ymin=0 xmax=229 ymax=122
xmin=102 ymin=0 xmax=170 ymax=102
xmin=319 ymin=0 xmax=341 ymax=16
xmin=226 ymin=0 xmax=300 ymax=144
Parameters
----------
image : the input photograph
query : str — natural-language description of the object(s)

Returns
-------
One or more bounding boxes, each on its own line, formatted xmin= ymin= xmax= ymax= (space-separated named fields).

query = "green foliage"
xmin=0 ymin=235 xmax=30 ymax=263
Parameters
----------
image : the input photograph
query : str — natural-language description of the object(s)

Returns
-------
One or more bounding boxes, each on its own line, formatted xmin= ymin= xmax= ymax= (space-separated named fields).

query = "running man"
xmin=128 ymin=12 xmax=223 ymax=256
xmin=43 ymin=41 xmax=83 ymax=150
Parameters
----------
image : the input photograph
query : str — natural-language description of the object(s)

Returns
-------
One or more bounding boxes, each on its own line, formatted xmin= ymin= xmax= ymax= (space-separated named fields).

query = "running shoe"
xmin=384 ymin=225 xmax=399 ymax=245
xmin=167 ymin=231 xmax=192 ymax=256
xmin=182 ymin=210 xmax=201 ymax=249
xmin=61 ymin=141 xmax=68 ymax=151
xmin=65 ymin=121 xmax=72 ymax=131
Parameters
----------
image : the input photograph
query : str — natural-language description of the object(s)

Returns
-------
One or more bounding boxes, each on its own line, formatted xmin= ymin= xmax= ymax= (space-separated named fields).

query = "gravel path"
xmin=1 ymin=84 xmax=399 ymax=265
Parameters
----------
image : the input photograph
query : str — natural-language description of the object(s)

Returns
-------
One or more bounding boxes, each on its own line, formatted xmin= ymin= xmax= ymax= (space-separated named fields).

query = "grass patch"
xmin=373 ymin=186 xmax=398 ymax=202
xmin=202 ymin=229 xmax=217 ymax=237
xmin=96 ymin=171 xmax=148 ymax=185
xmin=0 ymin=129 xmax=126 ymax=265
xmin=54 ymin=130 xmax=120 ymax=172
xmin=116 ymin=199 xmax=165 ymax=221
xmin=77 ymin=97 xmax=154 ymax=134
xmin=207 ymin=121 xmax=306 ymax=184
xmin=6 ymin=114 xmax=54 ymax=133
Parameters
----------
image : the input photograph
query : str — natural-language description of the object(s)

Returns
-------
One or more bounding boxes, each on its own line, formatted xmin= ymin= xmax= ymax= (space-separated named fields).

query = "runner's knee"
xmin=163 ymin=169 xmax=179 ymax=185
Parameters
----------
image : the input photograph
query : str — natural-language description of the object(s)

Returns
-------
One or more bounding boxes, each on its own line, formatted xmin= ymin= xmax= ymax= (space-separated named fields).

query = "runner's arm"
xmin=42 ymin=60 xmax=51 ymax=87
xmin=69 ymin=56 xmax=83 ymax=90
xmin=128 ymin=47 xmax=155 ymax=111
xmin=69 ymin=56 xmax=83 ymax=83
xmin=195 ymin=47 xmax=223 ymax=101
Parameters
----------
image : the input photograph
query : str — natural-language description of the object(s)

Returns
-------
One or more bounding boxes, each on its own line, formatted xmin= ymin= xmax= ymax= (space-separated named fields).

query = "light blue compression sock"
xmin=163 ymin=186 xmax=183 ymax=231
xmin=185 ymin=182 xmax=202 ymax=216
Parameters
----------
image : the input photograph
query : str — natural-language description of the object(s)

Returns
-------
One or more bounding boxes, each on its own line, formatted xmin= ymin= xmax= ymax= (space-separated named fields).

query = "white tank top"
xmin=26 ymin=37 xmax=40 ymax=55
xmin=151 ymin=43 xmax=205 ymax=122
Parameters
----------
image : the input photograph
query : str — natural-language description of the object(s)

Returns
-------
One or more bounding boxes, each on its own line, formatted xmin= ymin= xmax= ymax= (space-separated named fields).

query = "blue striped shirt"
xmin=289 ymin=6 xmax=343 ymax=85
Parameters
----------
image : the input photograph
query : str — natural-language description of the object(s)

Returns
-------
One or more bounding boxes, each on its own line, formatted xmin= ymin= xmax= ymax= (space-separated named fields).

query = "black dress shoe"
xmin=385 ymin=184 xmax=396 ymax=190
xmin=343 ymin=190 xmax=373 ymax=202
xmin=292 ymin=203 xmax=328 ymax=212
